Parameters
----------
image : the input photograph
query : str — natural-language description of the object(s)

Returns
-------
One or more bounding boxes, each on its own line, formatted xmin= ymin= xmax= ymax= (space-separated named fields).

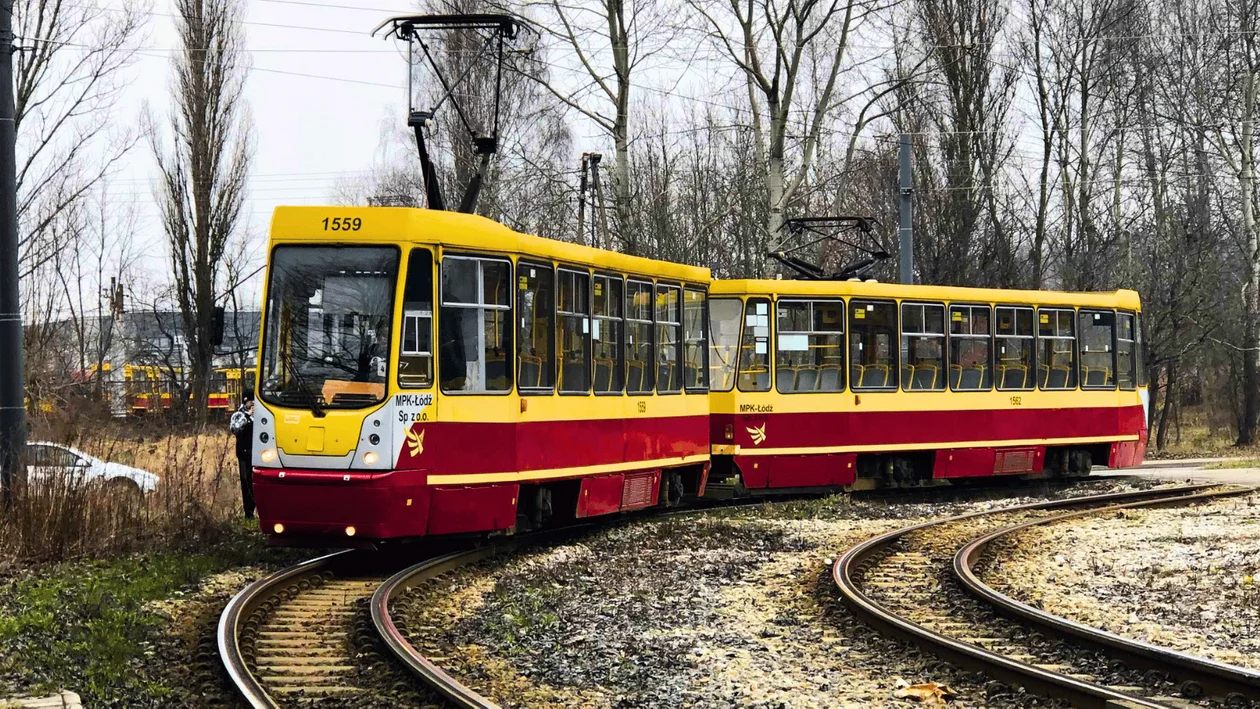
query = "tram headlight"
xmin=273 ymin=523 xmax=284 ymax=534
xmin=369 ymin=433 xmax=380 ymax=445
xmin=345 ymin=526 xmax=357 ymax=537
xmin=260 ymin=448 xmax=277 ymax=463
xmin=363 ymin=451 xmax=379 ymax=465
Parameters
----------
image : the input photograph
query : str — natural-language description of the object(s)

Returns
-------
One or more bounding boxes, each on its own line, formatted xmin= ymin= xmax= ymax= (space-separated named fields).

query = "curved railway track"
xmin=218 ymin=544 xmax=464 ymax=707
xmin=834 ymin=484 xmax=1258 ymax=708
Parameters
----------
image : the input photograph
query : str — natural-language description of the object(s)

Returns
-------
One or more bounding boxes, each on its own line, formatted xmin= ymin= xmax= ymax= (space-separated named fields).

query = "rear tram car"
xmin=252 ymin=207 xmax=712 ymax=543
xmin=706 ymin=280 xmax=1148 ymax=493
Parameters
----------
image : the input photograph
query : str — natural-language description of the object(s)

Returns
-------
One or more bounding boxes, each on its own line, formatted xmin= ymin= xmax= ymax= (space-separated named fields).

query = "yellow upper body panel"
xmin=710 ymin=279 xmax=1141 ymax=311
xmin=269 ymin=206 xmax=710 ymax=284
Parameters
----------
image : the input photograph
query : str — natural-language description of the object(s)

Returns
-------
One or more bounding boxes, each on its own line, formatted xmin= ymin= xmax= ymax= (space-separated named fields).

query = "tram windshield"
xmin=260 ymin=246 xmax=399 ymax=411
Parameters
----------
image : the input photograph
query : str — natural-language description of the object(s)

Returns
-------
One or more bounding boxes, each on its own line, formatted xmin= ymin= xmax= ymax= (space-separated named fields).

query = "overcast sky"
xmin=108 ymin=0 xmax=436 ymax=305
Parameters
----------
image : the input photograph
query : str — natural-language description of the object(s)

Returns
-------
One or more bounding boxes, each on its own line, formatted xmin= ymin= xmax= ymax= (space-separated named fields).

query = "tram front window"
xmin=260 ymin=246 xmax=399 ymax=411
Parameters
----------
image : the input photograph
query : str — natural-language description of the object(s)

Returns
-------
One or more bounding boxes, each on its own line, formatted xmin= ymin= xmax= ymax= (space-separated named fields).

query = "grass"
xmin=1202 ymin=459 xmax=1260 ymax=470
xmin=0 ymin=520 xmax=309 ymax=706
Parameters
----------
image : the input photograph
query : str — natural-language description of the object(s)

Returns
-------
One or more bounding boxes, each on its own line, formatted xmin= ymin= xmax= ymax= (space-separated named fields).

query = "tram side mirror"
xmin=212 ymin=306 xmax=226 ymax=348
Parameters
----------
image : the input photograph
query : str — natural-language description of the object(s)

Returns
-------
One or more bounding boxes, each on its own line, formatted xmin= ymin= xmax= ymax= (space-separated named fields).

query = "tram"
xmin=251 ymin=206 xmax=712 ymax=543
xmin=706 ymin=279 xmax=1148 ymax=492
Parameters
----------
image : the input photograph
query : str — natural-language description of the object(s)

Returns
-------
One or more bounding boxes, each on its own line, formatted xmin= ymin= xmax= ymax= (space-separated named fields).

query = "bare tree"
xmin=515 ymin=0 xmax=677 ymax=254
xmin=690 ymin=0 xmax=897 ymax=243
xmin=1196 ymin=0 xmax=1260 ymax=444
xmin=150 ymin=0 xmax=252 ymax=420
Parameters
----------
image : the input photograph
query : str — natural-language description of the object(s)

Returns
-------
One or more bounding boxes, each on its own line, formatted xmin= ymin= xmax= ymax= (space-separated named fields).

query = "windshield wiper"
xmin=281 ymin=349 xmax=326 ymax=418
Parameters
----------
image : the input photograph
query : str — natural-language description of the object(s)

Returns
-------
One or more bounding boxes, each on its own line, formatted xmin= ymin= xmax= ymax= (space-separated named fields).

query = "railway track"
xmin=834 ymin=484 xmax=1259 ymax=708
xmin=218 ymin=546 xmax=458 ymax=707
xmin=221 ymin=480 xmax=1232 ymax=708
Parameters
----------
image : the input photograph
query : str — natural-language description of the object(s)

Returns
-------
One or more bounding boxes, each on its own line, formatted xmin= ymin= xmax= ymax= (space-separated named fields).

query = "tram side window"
xmin=593 ymin=275 xmax=624 ymax=393
xmin=900 ymin=302 xmax=945 ymax=391
xmin=1037 ymin=308 xmax=1077 ymax=390
xmin=1079 ymin=310 xmax=1116 ymax=389
xmin=949 ymin=305 xmax=993 ymax=391
xmin=709 ymin=298 xmax=742 ymax=392
xmin=1117 ymin=312 xmax=1136 ymax=390
xmin=439 ymin=256 xmax=513 ymax=393
xmin=683 ymin=288 xmax=708 ymax=391
xmin=777 ymin=300 xmax=845 ymax=393
xmin=558 ymin=269 xmax=592 ymax=393
xmin=516 ymin=261 xmax=555 ymax=392
xmin=738 ymin=298 xmax=772 ymax=392
xmin=995 ymin=306 xmax=1035 ymax=391
xmin=398 ymin=249 xmax=434 ymax=389
xmin=656 ymin=285 xmax=682 ymax=393
xmin=850 ymin=300 xmax=898 ymax=390
xmin=626 ymin=280 xmax=655 ymax=393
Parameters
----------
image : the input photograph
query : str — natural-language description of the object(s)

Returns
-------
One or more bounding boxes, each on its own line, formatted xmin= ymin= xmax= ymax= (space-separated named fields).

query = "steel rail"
xmin=371 ymin=544 xmax=521 ymax=709
xmin=832 ymin=484 xmax=1221 ymax=709
xmin=370 ymin=501 xmax=778 ymax=708
xmin=955 ymin=486 xmax=1260 ymax=703
xmin=217 ymin=549 xmax=359 ymax=709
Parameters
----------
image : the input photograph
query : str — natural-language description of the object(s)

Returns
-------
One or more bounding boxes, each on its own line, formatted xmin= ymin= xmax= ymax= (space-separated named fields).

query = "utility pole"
xmin=588 ymin=153 xmax=608 ymax=251
xmin=0 ymin=0 xmax=26 ymax=510
xmin=577 ymin=154 xmax=589 ymax=245
xmin=898 ymin=134 xmax=914 ymax=285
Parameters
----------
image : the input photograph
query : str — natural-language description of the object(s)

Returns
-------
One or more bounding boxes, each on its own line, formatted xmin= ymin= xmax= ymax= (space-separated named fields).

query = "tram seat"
xmin=1083 ymin=366 xmax=1111 ymax=387
xmin=901 ymin=364 xmax=915 ymax=386
xmin=999 ymin=364 xmax=1029 ymax=389
xmin=658 ymin=361 xmax=679 ymax=391
xmin=519 ymin=355 xmax=543 ymax=389
xmin=1038 ymin=364 xmax=1051 ymax=388
xmin=819 ymin=364 xmax=842 ymax=391
xmin=594 ymin=357 xmax=614 ymax=391
xmin=487 ymin=354 xmax=508 ymax=390
xmin=1046 ymin=365 xmax=1071 ymax=389
xmin=795 ymin=365 xmax=819 ymax=391
xmin=628 ymin=361 xmax=646 ymax=392
xmin=855 ymin=364 xmax=890 ymax=388
xmin=911 ymin=365 xmax=938 ymax=390
xmin=779 ymin=366 xmax=799 ymax=391
xmin=562 ymin=361 xmax=587 ymax=391
xmin=953 ymin=365 xmax=986 ymax=390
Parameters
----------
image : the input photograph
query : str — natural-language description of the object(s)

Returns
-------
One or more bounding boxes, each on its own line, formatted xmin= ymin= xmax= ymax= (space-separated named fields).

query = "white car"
xmin=25 ymin=441 xmax=160 ymax=494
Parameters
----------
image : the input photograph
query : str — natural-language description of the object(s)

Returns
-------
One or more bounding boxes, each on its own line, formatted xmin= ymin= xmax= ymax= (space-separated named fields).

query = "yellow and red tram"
xmin=706 ymin=280 xmax=1148 ymax=492
xmin=251 ymin=207 xmax=712 ymax=542
xmin=249 ymin=206 xmax=1149 ymax=543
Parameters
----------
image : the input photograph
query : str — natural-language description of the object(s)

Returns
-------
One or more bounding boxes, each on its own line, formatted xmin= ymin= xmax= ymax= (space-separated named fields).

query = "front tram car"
xmin=252 ymin=207 xmax=712 ymax=543
xmin=706 ymin=280 xmax=1148 ymax=493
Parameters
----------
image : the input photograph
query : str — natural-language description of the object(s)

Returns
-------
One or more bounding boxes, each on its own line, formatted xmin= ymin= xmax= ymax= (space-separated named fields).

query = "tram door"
xmin=395 ymin=248 xmax=438 ymax=456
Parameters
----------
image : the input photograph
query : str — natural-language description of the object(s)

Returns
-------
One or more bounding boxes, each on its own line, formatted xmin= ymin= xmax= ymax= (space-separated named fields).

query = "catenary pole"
xmin=898 ymin=133 xmax=914 ymax=285
xmin=0 ymin=0 xmax=25 ymax=511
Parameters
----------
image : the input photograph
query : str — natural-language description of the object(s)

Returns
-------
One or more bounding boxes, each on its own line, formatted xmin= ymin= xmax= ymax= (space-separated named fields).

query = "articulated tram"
xmin=251 ymin=206 xmax=1148 ymax=544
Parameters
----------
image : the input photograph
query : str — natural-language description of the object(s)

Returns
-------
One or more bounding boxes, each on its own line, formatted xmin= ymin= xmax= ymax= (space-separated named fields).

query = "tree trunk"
xmin=1156 ymin=362 xmax=1176 ymax=451
xmin=1240 ymin=69 xmax=1259 ymax=446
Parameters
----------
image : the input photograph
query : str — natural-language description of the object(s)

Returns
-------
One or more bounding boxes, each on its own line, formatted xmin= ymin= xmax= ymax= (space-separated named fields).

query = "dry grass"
xmin=0 ymin=424 xmax=246 ymax=566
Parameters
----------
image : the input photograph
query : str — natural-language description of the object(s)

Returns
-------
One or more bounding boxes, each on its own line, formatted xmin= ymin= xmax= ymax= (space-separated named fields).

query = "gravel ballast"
xmin=393 ymin=478 xmax=1164 ymax=708
xmin=983 ymin=491 xmax=1260 ymax=671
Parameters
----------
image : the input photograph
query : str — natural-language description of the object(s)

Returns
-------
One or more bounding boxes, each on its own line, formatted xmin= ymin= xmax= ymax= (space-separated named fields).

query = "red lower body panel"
xmin=254 ymin=467 xmax=431 ymax=539
xmin=735 ymin=453 xmax=857 ymax=488
xmin=427 ymin=484 xmax=518 ymax=535
xmin=258 ymin=413 xmax=708 ymax=541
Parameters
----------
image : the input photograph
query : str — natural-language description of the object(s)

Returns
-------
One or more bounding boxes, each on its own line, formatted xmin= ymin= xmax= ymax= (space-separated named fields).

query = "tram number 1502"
xmin=322 ymin=216 xmax=362 ymax=231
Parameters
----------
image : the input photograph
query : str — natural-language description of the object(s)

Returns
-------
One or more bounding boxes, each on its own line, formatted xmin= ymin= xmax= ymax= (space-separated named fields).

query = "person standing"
xmin=229 ymin=389 xmax=256 ymax=519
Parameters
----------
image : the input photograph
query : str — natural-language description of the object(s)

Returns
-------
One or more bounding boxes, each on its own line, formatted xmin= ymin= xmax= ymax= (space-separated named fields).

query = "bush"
xmin=0 ymin=420 xmax=246 ymax=565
